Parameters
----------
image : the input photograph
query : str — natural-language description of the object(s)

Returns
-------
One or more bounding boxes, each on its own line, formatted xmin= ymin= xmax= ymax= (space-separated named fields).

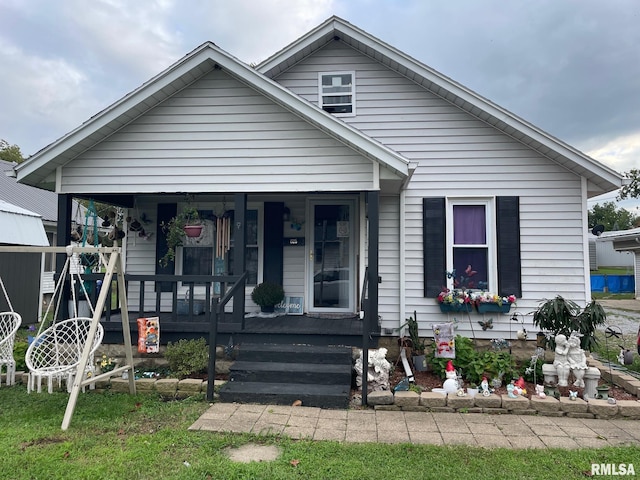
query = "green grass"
xmin=591 ymin=267 xmax=634 ymax=275
xmin=591 ymin=292 xmax=635 ymax=300
xmin=0 ymin=387 xmax=637 ymax=479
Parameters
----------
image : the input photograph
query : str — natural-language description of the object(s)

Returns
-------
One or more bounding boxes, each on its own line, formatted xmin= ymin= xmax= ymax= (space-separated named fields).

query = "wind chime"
xmin=216 ymin=211 xmax=233 ymax=258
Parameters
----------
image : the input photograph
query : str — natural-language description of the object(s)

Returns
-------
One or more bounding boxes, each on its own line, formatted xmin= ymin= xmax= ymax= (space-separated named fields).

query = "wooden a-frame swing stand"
xmin=0 ymin=245 xmax=136 ymax=430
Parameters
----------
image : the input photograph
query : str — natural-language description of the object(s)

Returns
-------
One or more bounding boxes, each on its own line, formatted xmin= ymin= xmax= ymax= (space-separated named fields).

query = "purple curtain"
xmin=453 ymin=205 xmax=486 ymax=245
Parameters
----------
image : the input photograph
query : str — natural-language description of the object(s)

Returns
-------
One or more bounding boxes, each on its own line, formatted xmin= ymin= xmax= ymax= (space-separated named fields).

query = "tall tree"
xmin=0 ymin=139 xmax=24 ymax=163
xmin=588 ymin=201 xmax=637 ymax=231
xmin=618 ymin=169 xmax=640 ymax=201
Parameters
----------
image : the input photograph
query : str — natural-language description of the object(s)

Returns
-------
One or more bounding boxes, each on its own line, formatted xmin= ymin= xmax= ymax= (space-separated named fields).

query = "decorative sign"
xmin=274 ymin=296 xmax=304 ymax=315
xmin=336 ymin=221 xmax=349 ymax=237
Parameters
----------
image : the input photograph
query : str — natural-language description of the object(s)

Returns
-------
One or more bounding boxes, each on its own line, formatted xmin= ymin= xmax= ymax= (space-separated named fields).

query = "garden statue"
xmin=553 ymin=334 xmax=571 ymax=387
xmin=567 ymin=332 xmax=588 ymax=388
xmin=534 ymin=384 xmax=546 ymax=398
xmin=442 ymin=360 xmax=459 ymax=393
xmin=354 ymin=348 xmax=391 ymax=391
xmin=569 ymin=390 xmax=578 ymax=400
xmin=480 ymin=376 xmax=493 ymax=396
xmin=507 ymin=380 xmax=517 ymax=398
xmin=513 ymin=376 xmax=526 ymax=395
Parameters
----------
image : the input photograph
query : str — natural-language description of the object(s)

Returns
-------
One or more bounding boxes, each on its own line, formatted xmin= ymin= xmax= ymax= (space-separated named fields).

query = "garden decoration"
xmin=0 ymin=272 xmax=22 ymax=386
xmin=471 ymin=291 xmax=517 ymax=314
xmin=569 ymin=390 xmax=578 ymax=400
xmin=567 ymin=332 xmax=588 ymax=388
xmin=442 ymin=360 xmax=459 ymax=394
xmin=513 ymin=376 xmax=527 ymax=395
xmin=534 ymin=384 xmax=546 ymax=399
xmin=354 ymin=347 xmax=391 ymax=392
xmin=553 ymin=334 xmax=571 ymax=387
xmin=507 ymin=380 xmax=517 ymax=398
xmin=510 ymin=311 xmax=527 ymax=340
xmin=480 ymin=376 xmax=493 ymax=396
xmin=432 ymin=323 xmax=455 ymax=358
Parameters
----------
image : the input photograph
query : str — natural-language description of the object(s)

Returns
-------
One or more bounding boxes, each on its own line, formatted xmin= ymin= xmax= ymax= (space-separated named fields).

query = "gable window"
xmin=423 ymin=197 xmax=521 ymax=298
xmin=319 ymin=72 xmax=355 ymax=116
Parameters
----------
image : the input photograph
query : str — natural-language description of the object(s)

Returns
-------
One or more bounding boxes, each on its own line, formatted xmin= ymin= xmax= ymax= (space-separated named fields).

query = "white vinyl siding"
xmin=274 ymin=40 xmax=588 ymax=338
xmin=60 ymin=68 xmax=375 ymax=194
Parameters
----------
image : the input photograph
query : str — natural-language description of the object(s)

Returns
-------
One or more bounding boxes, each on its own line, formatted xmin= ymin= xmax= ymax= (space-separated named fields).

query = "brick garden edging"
xmin=367 ymin=390 xmax=640 ymax=419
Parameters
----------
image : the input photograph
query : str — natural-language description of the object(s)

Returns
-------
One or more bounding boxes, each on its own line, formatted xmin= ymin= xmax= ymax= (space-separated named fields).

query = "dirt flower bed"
xmin=388 ymin=368 xmax=636 ymax=401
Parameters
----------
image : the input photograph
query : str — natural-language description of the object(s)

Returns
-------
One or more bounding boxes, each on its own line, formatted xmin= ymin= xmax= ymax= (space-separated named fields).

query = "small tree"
xmin=532 ymin=296 xmax=607 ymax=352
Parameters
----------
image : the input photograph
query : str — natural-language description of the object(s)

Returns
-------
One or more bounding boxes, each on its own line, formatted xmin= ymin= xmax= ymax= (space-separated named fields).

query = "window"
xmin=319 ymin=72 xmax=355 ymax=115
xmin=450 ymin=202 xmax=491 ymax=290
xmin=423 ymin=196 xmax=522 ymax=298
xmin=179 ymin=208 xmax=260 ymax=287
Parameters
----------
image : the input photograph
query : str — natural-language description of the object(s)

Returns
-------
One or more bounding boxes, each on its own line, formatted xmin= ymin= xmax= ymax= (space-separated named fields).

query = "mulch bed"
xmin=389 ymin=367 xmax=636 ymax=401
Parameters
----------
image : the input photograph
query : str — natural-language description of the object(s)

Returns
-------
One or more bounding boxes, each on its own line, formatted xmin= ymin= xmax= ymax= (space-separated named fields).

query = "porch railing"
xmin=76 ymin=272 xmax=247 ymax=325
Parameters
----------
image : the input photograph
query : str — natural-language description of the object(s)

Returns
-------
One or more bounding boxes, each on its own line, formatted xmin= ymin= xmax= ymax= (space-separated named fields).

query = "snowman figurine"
xmin=442 ymin=360 xmax=459 ymax=394
xmin=480 ymin=376 xmax=493 ymax=397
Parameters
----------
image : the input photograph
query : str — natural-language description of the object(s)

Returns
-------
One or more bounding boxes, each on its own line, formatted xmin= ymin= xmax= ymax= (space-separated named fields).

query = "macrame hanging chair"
xmin=25 ymin=246 xmax=104 ymax=393
xmin=0 ymin=274 xmax=22 ymax=386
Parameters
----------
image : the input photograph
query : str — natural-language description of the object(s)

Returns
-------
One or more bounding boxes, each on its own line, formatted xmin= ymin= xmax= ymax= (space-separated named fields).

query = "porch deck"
xmin=100 ymin=311 xmax=376 ymax=347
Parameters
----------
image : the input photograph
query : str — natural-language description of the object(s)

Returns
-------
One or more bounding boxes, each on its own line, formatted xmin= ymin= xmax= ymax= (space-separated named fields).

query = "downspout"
xmin=580 ymin=176 xmax=591 ymax=304
xmin=399 ymin=164 xmax=417 ymax=333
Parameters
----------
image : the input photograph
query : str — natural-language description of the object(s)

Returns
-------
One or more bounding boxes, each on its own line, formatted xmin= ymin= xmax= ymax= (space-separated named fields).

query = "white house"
xmin=13 ymin=17 xmax=623 ymax=345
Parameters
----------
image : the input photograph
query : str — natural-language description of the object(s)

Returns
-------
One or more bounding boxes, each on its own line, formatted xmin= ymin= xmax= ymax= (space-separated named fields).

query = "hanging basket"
xmin=183 ymin=225 xmax=203 ymax=238
xmin=476 ymin=303 xmax=512 ymax=314
xmin=439 ymin=303 xmax=472 ymax=313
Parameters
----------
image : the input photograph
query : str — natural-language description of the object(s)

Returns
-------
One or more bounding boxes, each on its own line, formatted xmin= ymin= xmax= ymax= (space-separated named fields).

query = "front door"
xmin=308 ymin=199 xmax=356 ymax=312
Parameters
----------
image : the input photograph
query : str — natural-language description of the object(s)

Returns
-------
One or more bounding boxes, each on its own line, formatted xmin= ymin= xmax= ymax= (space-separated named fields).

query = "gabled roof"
xmin=1 ymin=159 xmax=58 ymax=223
xmin=16 ymin=40 xmax=409 ymax=191
xmin=258 ymin=16 xmax=623 ymax=197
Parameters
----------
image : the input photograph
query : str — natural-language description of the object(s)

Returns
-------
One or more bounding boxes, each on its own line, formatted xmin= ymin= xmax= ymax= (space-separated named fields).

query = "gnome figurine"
xmin=442 ymin=360 xmax=459 ymax=393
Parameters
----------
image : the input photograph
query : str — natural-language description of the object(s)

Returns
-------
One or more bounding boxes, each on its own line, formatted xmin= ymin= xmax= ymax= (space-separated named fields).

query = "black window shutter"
xmin=496 ymin=196 xmax=522 ymax=297
xmin=423 ymin=197 xmax=446 ymax=297
xmin=155 ymin=203 xmax=177 ymax=292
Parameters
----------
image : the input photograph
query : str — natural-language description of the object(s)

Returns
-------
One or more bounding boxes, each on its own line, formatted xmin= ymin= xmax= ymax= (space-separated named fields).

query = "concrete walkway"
xmin=189 ymin=402 xmax=640 ymax=449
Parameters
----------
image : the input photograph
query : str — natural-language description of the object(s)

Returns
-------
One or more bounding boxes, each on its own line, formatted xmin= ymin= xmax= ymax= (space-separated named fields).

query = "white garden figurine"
xmin=442 ymin=360 xmax=459 ymax=394
xmin=534 ymin=384 xmax=546 ymax=399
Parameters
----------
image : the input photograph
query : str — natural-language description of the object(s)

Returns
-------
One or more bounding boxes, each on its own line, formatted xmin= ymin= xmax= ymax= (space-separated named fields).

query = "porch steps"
xmin=218 ymin=343 xmax=353 ymax=409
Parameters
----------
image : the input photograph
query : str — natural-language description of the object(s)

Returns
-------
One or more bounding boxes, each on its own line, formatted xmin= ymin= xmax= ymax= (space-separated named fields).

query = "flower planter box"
xmin=476 ymin=303 xmax=511 ymax=314
xmin=439 ymin=303 xmax=472 ymax=313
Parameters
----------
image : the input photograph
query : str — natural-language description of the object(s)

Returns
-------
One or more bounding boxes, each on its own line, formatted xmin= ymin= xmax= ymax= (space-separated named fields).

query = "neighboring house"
xmin=0 ymin=159 xmax=100 ymax=295
xmin=0 ymin=199 xmax=48 ymax=323
xmin=606 ymin=228 xmax=640 ymax=299
xmin=12 ymin=17 xmax=623 ymax=344
xmin=589 ymin=230 xmax=635 ymax=271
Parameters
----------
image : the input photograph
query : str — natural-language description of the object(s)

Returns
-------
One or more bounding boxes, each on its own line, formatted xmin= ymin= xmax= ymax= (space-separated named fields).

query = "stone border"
xmin=367 ymin=390 xmax=640 ymax=419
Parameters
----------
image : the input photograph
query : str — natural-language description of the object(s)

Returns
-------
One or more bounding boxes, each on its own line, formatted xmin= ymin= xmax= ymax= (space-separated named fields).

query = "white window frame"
xmin=318 ymin=71 xmax=356 ymax=117
xmin=445 ymin=197 xmax=496 ymax=291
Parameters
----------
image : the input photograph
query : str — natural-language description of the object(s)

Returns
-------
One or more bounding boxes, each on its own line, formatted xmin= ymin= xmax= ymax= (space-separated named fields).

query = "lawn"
xmin=0 ymin=387 xmax=637 ymax=479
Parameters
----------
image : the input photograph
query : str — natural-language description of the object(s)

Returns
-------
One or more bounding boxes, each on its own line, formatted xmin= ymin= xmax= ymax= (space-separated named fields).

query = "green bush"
xmin=13 ymin=340 xmax=28 ymax=372
xmin=164 ymin=338 xmax=208 ymax=378
xmin=427 ymin=335 xmax=516 ymax=385
xmin=251 ymin=282 xmax=285 ymax=308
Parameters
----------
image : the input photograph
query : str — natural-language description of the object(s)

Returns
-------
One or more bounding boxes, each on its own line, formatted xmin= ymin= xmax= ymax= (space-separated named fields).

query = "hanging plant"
xmin=159 ymin=206 xmax=201 ymax=267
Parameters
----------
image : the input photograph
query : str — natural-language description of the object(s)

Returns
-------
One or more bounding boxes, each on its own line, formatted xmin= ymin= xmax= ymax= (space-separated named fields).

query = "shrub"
xmin=251 ymin=282 xmax=285 ymax=308
xmin=164 ymin=338 xmax=208 ymax=378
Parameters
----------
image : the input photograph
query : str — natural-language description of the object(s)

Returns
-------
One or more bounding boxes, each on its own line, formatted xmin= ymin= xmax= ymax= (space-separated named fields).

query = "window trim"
xmin=318 ymin=71 xmax=356 ymax=117
xmin=446 ymin=197 xmax=496 ymax=292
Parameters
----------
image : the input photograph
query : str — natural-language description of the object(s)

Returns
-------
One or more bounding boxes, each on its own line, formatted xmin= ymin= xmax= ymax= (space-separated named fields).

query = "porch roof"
xmin=15 ymin=41 xmax=409 ymax=193
xmin=258 ymin=16 xmax=623 ymax=198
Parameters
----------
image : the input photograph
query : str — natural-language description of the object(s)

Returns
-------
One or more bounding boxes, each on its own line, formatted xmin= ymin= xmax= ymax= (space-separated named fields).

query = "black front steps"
xmin=218 ymin=343 xmax=353 ymax=409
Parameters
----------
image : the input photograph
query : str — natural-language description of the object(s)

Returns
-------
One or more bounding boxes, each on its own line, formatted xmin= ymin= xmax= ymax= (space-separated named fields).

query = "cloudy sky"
xmin=1 ymin=0 xmax=639 ymax=210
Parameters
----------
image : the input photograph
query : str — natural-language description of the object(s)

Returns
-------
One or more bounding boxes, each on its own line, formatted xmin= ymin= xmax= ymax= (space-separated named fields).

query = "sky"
xmin=1 ymin=0 xmax=639 ymax=212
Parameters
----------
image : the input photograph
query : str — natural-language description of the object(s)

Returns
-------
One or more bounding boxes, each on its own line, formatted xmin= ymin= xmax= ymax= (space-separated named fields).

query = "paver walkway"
xmin=190 ymin=402 xmax=640 ymax=449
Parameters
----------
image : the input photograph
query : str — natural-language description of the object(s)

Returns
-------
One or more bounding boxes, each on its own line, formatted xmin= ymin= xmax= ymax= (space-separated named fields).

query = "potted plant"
xmin=251 ymin=282 xmax=285 ymax=313
xmin=401 ymin=311 xmax=428 ymax=371
xmin=436 ymin=289 xmax=473 ymax=313
xmin=159 ymin=206 xmax=201 ymax=267
xmin=532 ymin=295 xmax=607 ymax=351
xmin=471 ymin=291 xmax=517 ymax=313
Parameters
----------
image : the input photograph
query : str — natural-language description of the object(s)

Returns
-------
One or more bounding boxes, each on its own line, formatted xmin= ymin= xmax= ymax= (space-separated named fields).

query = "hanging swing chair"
xmin=25 ymin=246 xmax=104 ymax=393
xmin=0 ymin=274 xmax=22 ymax=387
